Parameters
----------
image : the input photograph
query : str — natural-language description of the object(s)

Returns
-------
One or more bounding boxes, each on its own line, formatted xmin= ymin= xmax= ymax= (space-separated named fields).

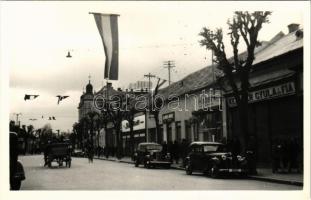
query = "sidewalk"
xmin=94 ymin=155 xmax=303 ymax=186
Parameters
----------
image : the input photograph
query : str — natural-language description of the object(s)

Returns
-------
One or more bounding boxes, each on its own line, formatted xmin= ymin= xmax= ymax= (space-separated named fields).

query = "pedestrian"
xmin=104 ymin=146 xmax=109 ymax=159
xmin=180 ymin=139 xmax=188 ymax=166
xmin=271 ymin=138 xmax=280 ymax=173
xmin=287 ymin=137 xmax=298 ymax=173
xmin=246 ymin=136 xmax=258 ymax=175
xmin=172 ymin=140 xmax=180 ymax=164
xmin=162 ymin=141 xmax=168 ymax=156
xmin=86 ymin=141 xmax=94 ymax=163
xmin=167 ymin=141 xmax=173 ymax=163
xmin=231 ymin=138 xmax=241 ymax=157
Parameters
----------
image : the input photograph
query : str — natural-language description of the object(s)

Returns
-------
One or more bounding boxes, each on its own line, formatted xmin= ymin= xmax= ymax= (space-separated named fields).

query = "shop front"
xmin=227 ymin=79 xmax=303 ymax=165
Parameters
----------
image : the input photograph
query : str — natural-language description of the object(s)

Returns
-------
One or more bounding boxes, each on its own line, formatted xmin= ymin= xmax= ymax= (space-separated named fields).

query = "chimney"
xmin=288 ymin=23 xmax=299 ymax=33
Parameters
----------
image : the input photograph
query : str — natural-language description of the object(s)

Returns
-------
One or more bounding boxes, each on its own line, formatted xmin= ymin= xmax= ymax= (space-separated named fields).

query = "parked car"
xmin=184 ymin=142 xmax=247 ymax=178
xmin=72 ymin=149 xmax=85 ymax=157
xmin=134 ymin=142 xmax=171 ymax=168
xmin=10 ymin=132 xmax=26 ymax=190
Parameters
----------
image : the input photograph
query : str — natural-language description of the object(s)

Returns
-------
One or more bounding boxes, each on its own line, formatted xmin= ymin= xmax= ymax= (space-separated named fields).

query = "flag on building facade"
xmin=92 ymin=13 xmax=119 ymax=80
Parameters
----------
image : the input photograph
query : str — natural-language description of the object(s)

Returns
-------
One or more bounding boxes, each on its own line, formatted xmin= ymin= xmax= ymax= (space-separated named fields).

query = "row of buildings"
xmin=77 ymin=24 xmax=303 ymax=166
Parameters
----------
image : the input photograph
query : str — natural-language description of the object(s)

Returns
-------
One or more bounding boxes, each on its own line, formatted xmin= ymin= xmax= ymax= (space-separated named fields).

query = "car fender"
xmin=210 ymin=157 xmax=220 ymax=165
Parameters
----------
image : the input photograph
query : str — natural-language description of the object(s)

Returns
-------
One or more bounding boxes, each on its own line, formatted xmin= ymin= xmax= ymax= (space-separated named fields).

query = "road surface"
xmin=20 ymin=155 xmax=301 ymax=190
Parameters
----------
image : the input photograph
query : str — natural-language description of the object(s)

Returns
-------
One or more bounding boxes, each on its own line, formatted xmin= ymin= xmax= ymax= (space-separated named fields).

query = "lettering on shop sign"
xmin=227 ymin=82 xmax=295 ymax=107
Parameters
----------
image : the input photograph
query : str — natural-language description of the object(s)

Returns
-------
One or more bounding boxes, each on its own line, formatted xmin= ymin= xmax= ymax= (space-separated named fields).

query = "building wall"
xmin=157 ymin=89 xmax=223 ymax=143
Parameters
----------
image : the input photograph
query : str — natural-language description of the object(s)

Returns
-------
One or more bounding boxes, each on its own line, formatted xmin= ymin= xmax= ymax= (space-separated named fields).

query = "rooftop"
xmin=158 ymin=27 xmax=303 ymax=98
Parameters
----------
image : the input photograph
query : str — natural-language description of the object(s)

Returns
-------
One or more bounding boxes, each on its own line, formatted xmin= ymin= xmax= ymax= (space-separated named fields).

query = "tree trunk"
xmin=238 ymin=73 xmax=250 ymax=153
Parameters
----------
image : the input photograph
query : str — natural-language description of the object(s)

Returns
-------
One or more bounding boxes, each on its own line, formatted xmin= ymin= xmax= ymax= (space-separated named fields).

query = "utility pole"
xmin=13 ymin=113 xmax=22 ymax=127
xmin=143 ymin=73 xmax=155 ymax=142
xmin=163 ymin=60 xmax=175 ymax=85
xmin=144 ymin=73 xmax=156 ymax=92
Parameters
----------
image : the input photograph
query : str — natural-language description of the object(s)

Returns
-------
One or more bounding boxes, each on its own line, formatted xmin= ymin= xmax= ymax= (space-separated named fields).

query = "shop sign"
xmin=227 ymin=82 xmax=295 ymax=107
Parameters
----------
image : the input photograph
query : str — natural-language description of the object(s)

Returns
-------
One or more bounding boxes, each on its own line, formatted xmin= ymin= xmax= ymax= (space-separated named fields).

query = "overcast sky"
xmin=1 ymin=1 xmax=305 ymax=132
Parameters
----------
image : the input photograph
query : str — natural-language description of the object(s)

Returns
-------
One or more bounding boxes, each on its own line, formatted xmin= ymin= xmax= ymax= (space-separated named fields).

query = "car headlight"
xmin=221 ymin=155 xmax=227 ymax=160
xmin=237 ymin=155 xmax=245 ymax=161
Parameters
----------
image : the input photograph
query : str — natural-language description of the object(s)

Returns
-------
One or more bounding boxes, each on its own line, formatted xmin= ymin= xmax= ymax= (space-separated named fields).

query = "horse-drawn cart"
xmin=44 ymin=143 xmax=71 ymax=168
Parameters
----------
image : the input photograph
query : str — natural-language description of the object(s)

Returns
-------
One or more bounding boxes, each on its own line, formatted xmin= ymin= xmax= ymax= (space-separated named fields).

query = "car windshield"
xmin=203 ymin=145 xmax=224 ymax=152
xmin=146 ymin=144 xmax=162 ymax=151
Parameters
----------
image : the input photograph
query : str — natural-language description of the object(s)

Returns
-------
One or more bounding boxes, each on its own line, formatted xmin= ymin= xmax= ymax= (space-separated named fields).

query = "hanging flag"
xmin=92 ymin=12 xmax=119 ymax=80
xmin=24 ymin=94 xmax=39 ymax=101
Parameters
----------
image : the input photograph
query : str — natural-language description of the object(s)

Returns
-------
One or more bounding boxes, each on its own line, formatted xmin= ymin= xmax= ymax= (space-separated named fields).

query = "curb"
xmin=247 ymin=176 xmax=303 ymax=186
xmin=94 ymin=157 xmax=303 ymax=186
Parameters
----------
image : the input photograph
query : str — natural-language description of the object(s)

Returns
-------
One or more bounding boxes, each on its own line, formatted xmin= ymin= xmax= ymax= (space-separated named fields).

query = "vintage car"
xmin=10 ymin=132 xmax=26 ymax=190
xmin=72 ymin=149 xmax=85 ymax=157
xmin=133 ymin=142 xmax=171 ymax=168
xmin=184 ymin=142 xmax=247 ymax=178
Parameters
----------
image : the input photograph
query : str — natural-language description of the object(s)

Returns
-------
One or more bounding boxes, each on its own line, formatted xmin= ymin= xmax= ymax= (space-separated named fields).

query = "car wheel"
xmin=11 ymin=179 xmax=21 ymax=190
xmin=210 ymin=164 xmax=219 ymax=178
xmin=185 ymin=163 xmax=192 ymax=175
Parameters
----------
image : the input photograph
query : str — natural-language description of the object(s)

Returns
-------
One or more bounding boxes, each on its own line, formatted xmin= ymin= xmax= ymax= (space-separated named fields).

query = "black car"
xmin=72 ymin=149 xmax=86 ymax=157
xmin=134 ymin=142 xmax=171 ymax=168
xmin=10 ymin=132 xmax=26 ymax=190
xmin=184 ymin=142 xmax=247 ymax=178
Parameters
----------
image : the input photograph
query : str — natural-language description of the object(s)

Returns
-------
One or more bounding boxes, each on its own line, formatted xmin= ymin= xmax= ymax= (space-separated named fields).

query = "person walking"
xmin=86 ymin=140 xmax=94 ymax=163
xmin=246 ymin=136 xmax=258 ymax=175
xmin=172 ymin=140 xmax=180 ymax=164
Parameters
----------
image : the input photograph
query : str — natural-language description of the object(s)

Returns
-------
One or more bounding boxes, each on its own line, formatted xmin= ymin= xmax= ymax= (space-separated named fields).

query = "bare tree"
xmin=104 ymin=92 xmax=128 ymax=159
xmin=149 ymin=78 xmax=165 ymax=143
xmin=199 ymin=11 xmax=271 ymax=150
xmin=123 ymin=94 xmax=138 ymax=158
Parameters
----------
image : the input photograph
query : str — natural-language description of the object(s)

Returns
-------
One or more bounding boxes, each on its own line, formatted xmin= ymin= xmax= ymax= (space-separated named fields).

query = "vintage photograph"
xmin=0 ymin=1 xmax=309 ymax=196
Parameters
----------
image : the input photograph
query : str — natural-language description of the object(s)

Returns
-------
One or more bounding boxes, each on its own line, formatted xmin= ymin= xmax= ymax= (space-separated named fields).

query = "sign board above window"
xmin=227 ymin=82 xmax=295 ymax=107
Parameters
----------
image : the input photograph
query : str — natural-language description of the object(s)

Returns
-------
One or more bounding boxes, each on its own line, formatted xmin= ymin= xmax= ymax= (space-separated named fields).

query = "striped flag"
xmin=92 ymin=13 xmax=119 ymax=80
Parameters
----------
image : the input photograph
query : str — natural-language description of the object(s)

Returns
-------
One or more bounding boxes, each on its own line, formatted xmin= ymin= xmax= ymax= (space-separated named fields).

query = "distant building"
xmin=128 ymin=81 xmax=152 ymax=91
xmin=78 ymin=80 xmax=96 ymax=121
